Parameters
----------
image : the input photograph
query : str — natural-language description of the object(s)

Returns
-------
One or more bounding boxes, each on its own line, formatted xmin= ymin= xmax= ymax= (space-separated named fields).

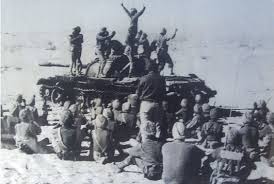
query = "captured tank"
xmin=37 ymin=40 xmax=217 ymax=109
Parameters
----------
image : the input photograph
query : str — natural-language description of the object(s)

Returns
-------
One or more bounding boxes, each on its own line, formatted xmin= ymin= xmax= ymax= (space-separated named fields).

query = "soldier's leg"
xmin=124 ymin=45 xmax=134 ymax=77
xmin=76 ymin=50 xmax=83 ymax=75
xmin=71 ymin=51 xmax=77 ymax=75
xmin=96 ymin=49 xmax=106 ymax=77
xmin=166 ymin=53 xmax=174 ymax=75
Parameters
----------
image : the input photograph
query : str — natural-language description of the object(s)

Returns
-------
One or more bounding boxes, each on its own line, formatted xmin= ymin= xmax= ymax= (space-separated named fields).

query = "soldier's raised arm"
xmin=136 ymin=5 xmax=146 ymax=18
xmin=170 ymin=28 xmax=178 ymax=40
xmin=109 ymin=31 xmax=116 ymax=39
xmin=121 ymin=3 xmax=131 ymax=17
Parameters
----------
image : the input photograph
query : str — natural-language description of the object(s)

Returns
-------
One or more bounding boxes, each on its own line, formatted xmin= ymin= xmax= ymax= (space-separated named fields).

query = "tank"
xmin=37 ymin=40 xmax=217 ymax=109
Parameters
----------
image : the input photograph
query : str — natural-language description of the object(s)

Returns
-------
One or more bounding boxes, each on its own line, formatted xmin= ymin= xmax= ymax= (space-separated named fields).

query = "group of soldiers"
xmin=69 ymin=3 xmax=177 ymax=77
xmin=3 ymin=3 xmax=274 ymax=184
xmin=6 ymin=60 xmax=274 ymax=184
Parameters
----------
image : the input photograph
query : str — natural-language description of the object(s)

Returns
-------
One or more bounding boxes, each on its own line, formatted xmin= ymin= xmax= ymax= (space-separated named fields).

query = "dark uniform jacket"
xmin=136 ymin=71 xmax=166 ymax=102
xmin=69 ymin=34 xmax=83 ymax=51
xmin=238 ymin=123 xmax=259 ymax=149
xmin=201 ymin=120 xmax=223 ymax=142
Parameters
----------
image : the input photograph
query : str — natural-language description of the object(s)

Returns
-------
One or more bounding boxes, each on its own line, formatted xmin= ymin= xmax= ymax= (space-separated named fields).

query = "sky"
xmin=2 ymin=0 xmax=274 ymax=40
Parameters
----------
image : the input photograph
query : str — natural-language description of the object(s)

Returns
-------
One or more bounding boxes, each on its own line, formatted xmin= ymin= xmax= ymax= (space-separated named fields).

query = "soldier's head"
xmin=195 ymin=94 xmax=202 ymax=104
xmin=267 ymin=112 xmax=274 ymax=125
xmin=180 ymin=98 xmax=188 ymax=108
xmin=202 ymin=103 xmax=211 ymax=115
xmin=100 ymin=27 xmax=107 ymax=34
xmin=141 ymin=33 xmax=148 ymax=39
xmin=112 ymin=99 xmax=121 ymax=110
xmin=160 ymin=28 xmax=167 ymax=35
xmin=19 ymin=109 xmax=31 ymax=123
xmin=73 ymin=26 xmax=81 ymax=33
xmin=16 ymin=94 xmax=23 ymax=103
xmin=172 ymin=122 xmax=186 ymax=141
xmin=130 ymin=8 xmax=137 ymax=16
xmin=243 ymin=112 xmax=254 ymax=125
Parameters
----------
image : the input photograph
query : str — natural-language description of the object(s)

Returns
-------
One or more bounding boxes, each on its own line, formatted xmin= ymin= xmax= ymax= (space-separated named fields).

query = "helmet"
xmin=100 ymin=27 xmax=107 ymax=32
xmin=73 ymin=26 xmax=81 ymax=33
xmin=160 ymin=28 xmax=167 ymax=35
xmin=130 ymin=8 xmax=137 ymax=15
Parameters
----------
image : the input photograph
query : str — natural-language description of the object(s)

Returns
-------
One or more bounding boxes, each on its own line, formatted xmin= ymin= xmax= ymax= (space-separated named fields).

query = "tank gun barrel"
xmin=39 ymin=62 xmax=88 ymax=68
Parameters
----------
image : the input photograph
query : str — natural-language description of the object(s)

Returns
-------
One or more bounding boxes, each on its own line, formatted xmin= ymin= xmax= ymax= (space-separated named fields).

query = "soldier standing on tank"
xmin=156 ymin=28 xmax=178 ymax=75
xmin=96 ymin=27 xmax=116 ymax=77
xmin=69 ymin=26 xmax=83 ymax=76
xmin=138 ymin=32 xmax=150 ymax=58
xmin=121 ymin=3 xmax=146 ymax=77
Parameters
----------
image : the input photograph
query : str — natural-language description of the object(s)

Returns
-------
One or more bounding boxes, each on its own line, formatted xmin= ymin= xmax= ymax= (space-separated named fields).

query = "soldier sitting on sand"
xmin=92 ymin=114 xmax=115 ymax=164
xmin=115 ymin=122 xmax=163 ymax=181
xmin=238 ymin=112 xmax=260 ymax=161
xmin=52 ymin=110 xmax=79 ymax=160
xmin=200 ymin=108 xmax=224 ymax=149
xmin=6 ymin=94 xmax=26 ymax=134
xmin=259 ymin=112 xmax=274 ymax=166
xmin=14 ymin=109 xmax=49 ymax=154
xmin=69 ymin=26 xmax=83 ymax=76
xmin=175 ymin=98 xmax=192 ymax=122
xmin=162 ymin=121 xmax=205 ymax=184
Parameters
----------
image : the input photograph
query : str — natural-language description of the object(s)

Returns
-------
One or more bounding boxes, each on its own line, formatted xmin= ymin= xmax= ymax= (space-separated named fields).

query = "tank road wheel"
xmin=51 ymin=89 xmax=63 ymax=104
xmin=39 ymin=86 xmax=46 ymax=98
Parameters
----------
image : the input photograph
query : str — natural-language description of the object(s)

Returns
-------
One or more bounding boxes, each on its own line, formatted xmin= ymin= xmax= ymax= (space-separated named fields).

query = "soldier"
xmin=138 ymin=32 xmax=150 ymax=58
xmin=156 ymin=28 xmax=178 ymax=75
xmin=14 ymin=109 xmax=43 ymax=154
xmin=201 ymin=108 xmax=224 ymax=149
xmin=26 ymin=95 xmax=39 ymax=123
xmin=260 ymin=112 xmax=274 ymax=166
xmin=162 ymin=121 xmax=205 ymax=184
xmin=136 ymin=61 xmax=166 ymax=140
xmin=6 ymin=94 xmax=26 ymax=134
xmin=202 ymin=103 xmax=211 ymax=122
xmin=238 ymin=112 xmax=259 ymax=161
xmin=92 ymin=114 xmax=115 ymax=164
xmin=121 ymin=3 xmax=146 ymax=77
xmin=186 ymin=104 xmax=205 ymax=138
xmin=175 ymin=98 xmax=192 ymax=122
xmin=52 ymin=110 xmax=79 ymax=160
xmin=69 ymin=26 xmax=83 ymax=76
xmin=115 ymin=123 xmax=163 ymax=180
xmin=96 ymin=27 xmax=116 ymax=77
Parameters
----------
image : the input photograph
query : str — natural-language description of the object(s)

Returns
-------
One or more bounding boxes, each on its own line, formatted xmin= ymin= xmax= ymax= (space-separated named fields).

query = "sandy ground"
xmin=1 ymin=32 xmax=274 ymax=184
